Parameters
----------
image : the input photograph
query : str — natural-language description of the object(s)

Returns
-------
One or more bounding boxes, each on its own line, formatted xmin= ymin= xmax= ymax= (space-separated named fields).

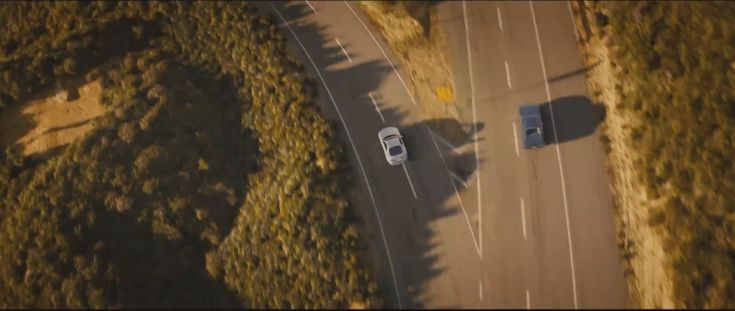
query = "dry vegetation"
xmin=358 ymin=1 xmax=466 ymax=144
xmin=0 ymin=1 xmax=378 ymax=308
xmin=571 ymin=3 xmax=671 ymax=307
xmin=571 ymin=1 xmax=735 ymax=308
xmin=0 ymin=80 xmax=105 ymax=156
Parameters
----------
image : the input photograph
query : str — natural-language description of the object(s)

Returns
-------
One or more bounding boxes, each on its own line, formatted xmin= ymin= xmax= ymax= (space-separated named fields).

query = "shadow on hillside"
xmin=0 ymin=103 xmax=36 ymax=153
xmin=0 ymin=15 xmax=163 ymax=157
xmin=90 ymin=208 xmax=242 ymax=308
xmin=80 ymin=63 xmax=251 ymax=308
xmin=269 ymin=2 xmax=482 ymax=308
xmin=538 ymin=95 xmax=605 ymax=145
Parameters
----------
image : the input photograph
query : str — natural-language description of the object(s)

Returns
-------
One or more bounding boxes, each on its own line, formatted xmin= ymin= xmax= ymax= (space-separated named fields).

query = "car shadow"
xmin=538 ymin=95 xmax=605 ymax=145
xmin=269 ymin=2 xmax=482 ymax=308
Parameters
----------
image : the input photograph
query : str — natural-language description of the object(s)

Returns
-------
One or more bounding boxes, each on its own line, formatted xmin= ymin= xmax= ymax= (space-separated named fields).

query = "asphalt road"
xmin=269 ymin=1 xmax=629 ymax=308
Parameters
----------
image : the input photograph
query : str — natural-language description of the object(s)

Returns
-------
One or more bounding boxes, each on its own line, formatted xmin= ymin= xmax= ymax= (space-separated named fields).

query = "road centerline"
xmin=401 ymin=163 xmax=418 ymax=199
xmin=343 ymin=1 xmax=418 ymax=107
xmin=334 ymin=38 xmax=353 ymax=63
xmin=512 ymin=121 xmax=520 ymax=157
xmin=520 ymin=197 xmax=527 ymax=239
xmin=479 ymin=279 xmax=484 ymax=301
xmin=505 ymin=59 xmax=513 ymax=89
xmin=529 ymin=1 xmax=579 ymax=308
xmin=368 ymin=92 xmax=385 ymax=123
xmin=497 ymin=7 xmax=504 ymax=32
xmin=526 ymin=289 xmax=531 ymax=309
xmin=271 ymin=6 xmax=402 ymax=308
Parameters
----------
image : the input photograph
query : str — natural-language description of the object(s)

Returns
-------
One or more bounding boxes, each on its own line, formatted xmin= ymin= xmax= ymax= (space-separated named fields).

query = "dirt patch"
xmin=358 ymin=1 xmax=467 ymax=144
xmin=0 ymin=79 xmax=105 ymax=157
xmin=570 ymin=2 xmax=674 ymax=308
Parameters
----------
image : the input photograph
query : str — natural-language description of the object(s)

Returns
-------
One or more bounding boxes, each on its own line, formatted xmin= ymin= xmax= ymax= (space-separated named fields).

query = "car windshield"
xmin=389 ymin=145 xmax=403 ymax=156
xmin=526 ymin=128 xmax=540 ymax=136
xmin=383 ymin=134 xmax=399 ymax=141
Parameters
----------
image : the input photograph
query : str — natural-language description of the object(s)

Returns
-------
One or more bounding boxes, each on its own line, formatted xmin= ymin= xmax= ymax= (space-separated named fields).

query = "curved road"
xmin=268 ymin=1 xmax=629 ymax=308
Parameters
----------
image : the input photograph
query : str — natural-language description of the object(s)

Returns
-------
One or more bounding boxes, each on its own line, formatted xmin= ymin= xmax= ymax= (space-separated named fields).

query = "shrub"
xmin=597 ymin=1 xmax=735 ymax=307
xmin=0 ymin=1 xmax=377 ymax=308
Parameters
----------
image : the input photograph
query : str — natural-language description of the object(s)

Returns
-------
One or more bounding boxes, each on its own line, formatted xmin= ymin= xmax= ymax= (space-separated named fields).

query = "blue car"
xmin=519 ymin=105 xmax=545 ymax=149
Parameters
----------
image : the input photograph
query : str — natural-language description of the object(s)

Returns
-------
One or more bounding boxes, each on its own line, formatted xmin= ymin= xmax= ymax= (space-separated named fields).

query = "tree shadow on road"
xmin=423 ymin=118 xmax=485 ymax=147
xmin=269 ymin=2 xmax=482 ymax=308
xmin=546 ymin=60 xmax=600 ymax=84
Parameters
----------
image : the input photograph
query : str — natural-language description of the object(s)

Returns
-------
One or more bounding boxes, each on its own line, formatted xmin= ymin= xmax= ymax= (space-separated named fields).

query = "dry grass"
xmin=358 ymin=1 xmax=466 ymax=144
xmin=570 ymin=2 xmax=674 ymax=308
xmin=0 ymin=79 xmax=105 ymax=157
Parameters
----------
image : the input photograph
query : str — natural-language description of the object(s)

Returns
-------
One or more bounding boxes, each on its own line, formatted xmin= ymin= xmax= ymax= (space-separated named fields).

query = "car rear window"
xmin=389 ymin=146 xmax=403 ymax=156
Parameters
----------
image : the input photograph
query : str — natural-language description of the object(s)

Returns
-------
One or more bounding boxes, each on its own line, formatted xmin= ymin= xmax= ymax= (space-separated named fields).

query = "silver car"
xmin=378 ymin=126 xmax=407 ymax=165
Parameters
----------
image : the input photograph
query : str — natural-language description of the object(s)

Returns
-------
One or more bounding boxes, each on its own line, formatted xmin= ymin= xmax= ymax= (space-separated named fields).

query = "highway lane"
xmin=530 ymin=2 xmax=628 ymax=308
xmin=268 ymin=0 xmax=628 ymax=308
xmin=438 ymin=0 xmax=630 ymax=308
xmin=268 ymin=1 xmax=486 ymax=308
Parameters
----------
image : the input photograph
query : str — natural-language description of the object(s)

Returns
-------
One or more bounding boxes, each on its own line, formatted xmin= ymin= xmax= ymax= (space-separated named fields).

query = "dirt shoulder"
xmin=0 ymin=79 xmax=105 ymax=157
xmin=569 ymin=1 xmax=674 ymax=308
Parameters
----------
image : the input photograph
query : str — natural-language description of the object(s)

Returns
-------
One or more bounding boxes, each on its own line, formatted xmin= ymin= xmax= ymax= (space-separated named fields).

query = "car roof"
xmin=385 ymin=135 xmax=401 ymax=145
xmin=520 ymin=105 xmax=542 ymax=129
xmin=525 ymin=116 xmax=541 ymax=128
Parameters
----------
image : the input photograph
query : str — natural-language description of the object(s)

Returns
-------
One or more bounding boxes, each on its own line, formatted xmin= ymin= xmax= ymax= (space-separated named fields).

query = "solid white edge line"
xmin=343 ymin=0 xmax=486 ymax=299
xmin=520 ymin=197 xmax=527 ymax=240
xmin=304 ymin=0 xmax=317 ymax=14
xmin=566 ymin=0 xmax=580 ymax=42
xmin=270 ymin=6 xmax=403 ymax=308
xmin=401 ymin=163 xmax=418 ymax=200
xmin=346 ymin=1 xmax=486 ymax=297
xmin=462 ymin=0 xmax=483 ymax=259
xmin=526 ymin=289 xmax=531 ymax=309
xmin=343 ymin=1 xmax=418 ymax=107
xmin=504 ymin=59 xmax=512 ymax=89
xmin=346 ymin=2 xmax=482 ymax=248
xmin=448 ymin=170 xmax=469 ymax=188
xmin=512 ymin=121 xmax=520 ymax=157
xmin=368 ymin=92 xmax=385 ymax=123
xmin=497 ymin=6 xmax=504 ymax=32
xmin=334 ymin=38 xmax=353 ymax=63
xmin=426 ymin=127 xmax=459 ymax=150
xmin=529 ymin=2 xmax=579 ymax=309
xmin=347 ymin=0 xmax=487 ymax=261
xmin=428 ymin=128 xmax=481 ymax=257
